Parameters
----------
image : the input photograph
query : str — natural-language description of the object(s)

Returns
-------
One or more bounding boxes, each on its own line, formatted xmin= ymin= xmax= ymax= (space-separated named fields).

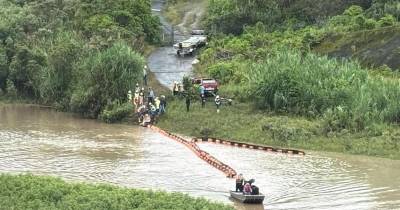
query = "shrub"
xmin=8 ymin=46 xmax=46 ymax=98
xmin=247 ymin=50 xmax=365 ymax=114
xmin=70 ymin=42 xmax=144 ymax=118
xmin=344 ymin=5 xmax=364 ymax=17
xmin=99 ymin=101 xmax=133 ymax=123
xmin=206 ymin=62 xmax=235 ymax=84
xmin=0 ymin=48 xmax=8 ymax=92
xmin=379 ymin=14 xmax=397 ymax=26
xmin=0 ymin=174 xmax=233 ymax=210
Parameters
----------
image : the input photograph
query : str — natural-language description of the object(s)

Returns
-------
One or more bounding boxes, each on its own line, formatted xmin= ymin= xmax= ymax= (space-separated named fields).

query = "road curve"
xmin=149 ymin=0 xmax=196 ymax=89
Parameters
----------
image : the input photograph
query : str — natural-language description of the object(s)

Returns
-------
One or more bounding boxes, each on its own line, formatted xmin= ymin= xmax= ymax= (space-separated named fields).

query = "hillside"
xmin=314 ymin=26 xmax=400 ymax=70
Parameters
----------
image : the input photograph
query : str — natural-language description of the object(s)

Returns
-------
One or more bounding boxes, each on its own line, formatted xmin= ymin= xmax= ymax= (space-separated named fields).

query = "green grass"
xmin=157 ymin=99 xmax=400 ymax=159
xmin=0 ymin=174 xmax=233 ymax=210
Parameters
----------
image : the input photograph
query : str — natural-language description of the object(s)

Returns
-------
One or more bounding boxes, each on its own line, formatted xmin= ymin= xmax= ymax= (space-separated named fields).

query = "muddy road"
xmin=148 ymin=0 xmax=197 ymax=89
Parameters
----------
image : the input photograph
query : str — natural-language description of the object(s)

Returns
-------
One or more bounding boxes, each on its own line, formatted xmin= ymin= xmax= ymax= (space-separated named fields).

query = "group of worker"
xmin=133 ymin=64 xmax=225 ymax=126
xmin=172 ymin=81 xmax=185 ymax=96
xmin=128 ymin=83 xmax=167 ymax=127
xmin=178 ymin=83 xmax=222 ymax=113
xmin=235 ymin=174 xmax=260 ymax=195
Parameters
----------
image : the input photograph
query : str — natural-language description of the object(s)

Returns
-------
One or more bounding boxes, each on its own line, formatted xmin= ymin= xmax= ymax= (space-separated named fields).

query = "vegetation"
xmin=0 ymin=174 xmax=233 ymax=210
xmin=155 ymin=0 xmax=400 ymax=159
xmin=157 ymin=100 xmax=400 ymax=159
xmin=195 ymin=4 xmax=400 ymax=135
xmin=0 ymin=0 xmax=160 ymax=122
xmin=204 ymin=0 xmax=375 ymax=35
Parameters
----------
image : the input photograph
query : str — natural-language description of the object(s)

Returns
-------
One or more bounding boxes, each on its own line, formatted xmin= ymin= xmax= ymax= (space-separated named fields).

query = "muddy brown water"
xmin=1 ymin=105 xmax=400 ymax=209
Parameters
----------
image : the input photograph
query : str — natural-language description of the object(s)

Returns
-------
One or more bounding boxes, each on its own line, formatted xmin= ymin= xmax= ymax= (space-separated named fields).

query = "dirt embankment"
xmin=314 ymin=26 xmax=400 ymax=70
xmin=164 ymin=0 xmax=206 ymax=34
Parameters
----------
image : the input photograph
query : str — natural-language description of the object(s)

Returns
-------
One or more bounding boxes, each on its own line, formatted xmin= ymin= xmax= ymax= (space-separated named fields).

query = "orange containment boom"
xmin=192 ymin=137 xmax=305 ymax=155
xmin=149 ymin=126 xmax=237 ymax=178
xmin=149 ymin=126 xmax=306 ymax=178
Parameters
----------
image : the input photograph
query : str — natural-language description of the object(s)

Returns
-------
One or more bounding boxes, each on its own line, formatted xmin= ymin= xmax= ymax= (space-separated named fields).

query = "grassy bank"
xmin=156 ymin=99 xmax=400 ymax=159
xmin=0 ymin=174 xmax=233 ymax=210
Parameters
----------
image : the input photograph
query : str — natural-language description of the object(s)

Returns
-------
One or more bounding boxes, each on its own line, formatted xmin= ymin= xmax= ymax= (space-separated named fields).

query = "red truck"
xmin=191 ymin=78 xmax=219 ymax=95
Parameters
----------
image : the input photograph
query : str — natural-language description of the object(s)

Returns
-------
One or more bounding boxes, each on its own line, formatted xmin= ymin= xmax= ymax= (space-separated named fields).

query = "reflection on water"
xmin=1 ymin=105 xmax=399 ymax=210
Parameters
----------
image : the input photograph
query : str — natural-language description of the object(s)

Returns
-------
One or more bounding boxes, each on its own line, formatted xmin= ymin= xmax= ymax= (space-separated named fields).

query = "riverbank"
xmin=0 ymin=174 xmax=233 ymax=210
xmin=155 ymin=99 xmax=400 ymax=160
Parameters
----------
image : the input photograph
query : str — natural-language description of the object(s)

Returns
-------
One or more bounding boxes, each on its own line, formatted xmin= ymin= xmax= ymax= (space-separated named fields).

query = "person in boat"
xmin=248 ymin=179 xmax=259 ymax=195
xmin=243 ymin=183 xmax=252 ymax=195
xmin=235 ymin=173 xmax=244 ymax=192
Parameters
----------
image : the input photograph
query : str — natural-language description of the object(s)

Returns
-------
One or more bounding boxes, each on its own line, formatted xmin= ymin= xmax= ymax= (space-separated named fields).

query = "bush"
xmin=99 ymin=101 xmax=133 ymax=123
xmin=0 ymin=48 xmax=8 ymax=92
xmin=247 ymin=50 xmax=365 ymax=114
xmin=225 ymin=48 xmax=400 ymax=131
xmin=0 ymin=174 xmax=233 ymax=210
xmin=206 ymin=62 xmax=236 ymax=84
xmin=70 ymin=42 xmax=144 ymax=118
xmin=8 ymin=46 xmax=46 ymax=98
xmin=379 ymin=14 xmax=397 ymax=26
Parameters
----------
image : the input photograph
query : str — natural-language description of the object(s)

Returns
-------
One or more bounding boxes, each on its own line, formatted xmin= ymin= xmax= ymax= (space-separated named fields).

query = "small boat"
xmin=230 ymin=191 xmax=265 ymax=204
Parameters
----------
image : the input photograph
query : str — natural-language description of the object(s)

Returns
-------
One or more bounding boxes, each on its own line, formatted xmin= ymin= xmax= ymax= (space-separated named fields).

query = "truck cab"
xmin=192 ymin=78 xmax=218 ymax=95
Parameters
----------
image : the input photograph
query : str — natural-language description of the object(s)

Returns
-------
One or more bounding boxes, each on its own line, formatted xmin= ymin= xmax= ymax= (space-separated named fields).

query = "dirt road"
xmin=148 ymin=0 xmax=197 ymax=89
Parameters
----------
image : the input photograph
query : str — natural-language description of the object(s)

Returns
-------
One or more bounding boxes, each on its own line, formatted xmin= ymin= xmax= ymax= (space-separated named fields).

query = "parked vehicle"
xmin=173 ymin=35 xmax=207 ymax=56
xmin=192 ymin=78 xmax=218 ymax=94
xmin=191 ymin=29 xmax=205 ymax=35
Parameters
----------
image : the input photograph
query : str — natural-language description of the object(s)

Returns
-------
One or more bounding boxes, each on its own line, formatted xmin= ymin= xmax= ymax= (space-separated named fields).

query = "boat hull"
xmin=230 ymin=191 xmax=265 ymax=204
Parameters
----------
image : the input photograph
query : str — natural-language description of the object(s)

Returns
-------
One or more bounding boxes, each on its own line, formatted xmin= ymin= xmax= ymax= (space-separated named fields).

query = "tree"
xmin=8 ymin=46 xmax=46 ymax=98
xmin=0 ymin=47 xmax=8 ymax=92
xmin=70 ymin=42 xmax=144 ymax=118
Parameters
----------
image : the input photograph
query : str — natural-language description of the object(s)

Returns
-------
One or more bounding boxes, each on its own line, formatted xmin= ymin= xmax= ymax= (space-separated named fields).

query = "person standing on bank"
xmin=186 ymin=94 xmax=191 ymax=112
xmin=200 ymin=84 xmax=206 ymax=108
xmin=143 ymin=65 xmax=148 ymax=86
xmin=160 ymin=95 xmax=167 ymax=114
xmin=148 ymin=87 xmax=155 ymax=104
xmin=215 ymin=95 xmax=221 ymax=113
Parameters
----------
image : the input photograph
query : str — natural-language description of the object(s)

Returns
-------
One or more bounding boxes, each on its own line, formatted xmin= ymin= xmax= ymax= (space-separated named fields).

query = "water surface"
xmin=0 ymin=105 xmax=399 ymax=210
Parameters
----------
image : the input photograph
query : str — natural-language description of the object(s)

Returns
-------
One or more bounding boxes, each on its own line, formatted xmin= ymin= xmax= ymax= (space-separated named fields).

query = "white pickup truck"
xmin=174 ymin=32 xmax=207 ymax=56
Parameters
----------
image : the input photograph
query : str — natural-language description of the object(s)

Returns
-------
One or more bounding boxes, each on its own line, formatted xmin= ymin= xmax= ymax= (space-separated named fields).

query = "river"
xmin=0 ymin=105 xmax=399 ymax=209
